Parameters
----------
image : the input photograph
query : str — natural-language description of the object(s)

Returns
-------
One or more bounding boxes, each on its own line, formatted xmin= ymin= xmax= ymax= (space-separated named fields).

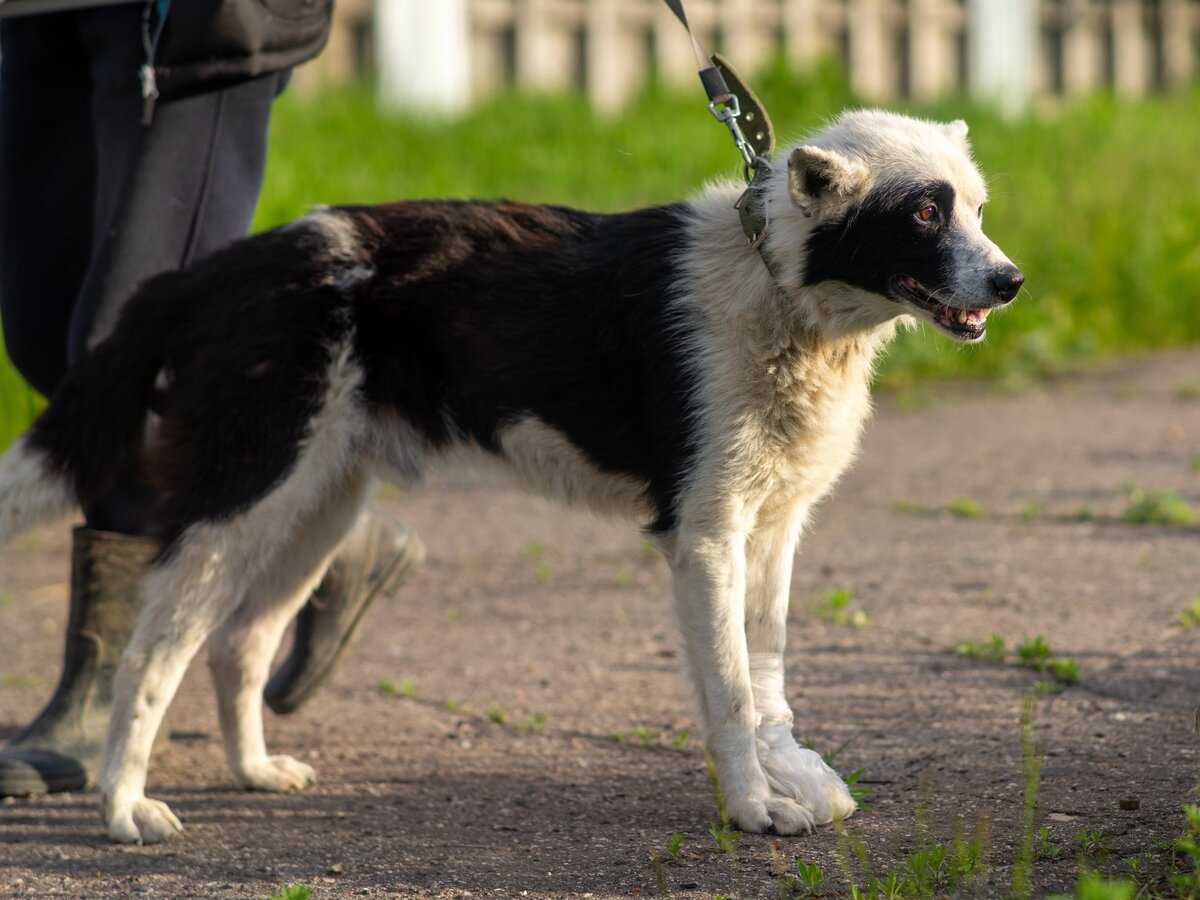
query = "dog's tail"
xmin=0 ymin=269 xmax=189 ymax=545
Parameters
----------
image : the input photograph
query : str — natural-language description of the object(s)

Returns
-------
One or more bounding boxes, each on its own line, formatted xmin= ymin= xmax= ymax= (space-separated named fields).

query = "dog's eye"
xmin=916 ymin=204 xmax=939 ymax=224
xmin=977 ymin=204 xmax=984 ymax=219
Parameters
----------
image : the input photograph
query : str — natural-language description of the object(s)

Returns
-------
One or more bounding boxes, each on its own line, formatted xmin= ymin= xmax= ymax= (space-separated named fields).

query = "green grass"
xmin=1122 ymin=486 xmax=1196 ymax=526
xmin=1178 ymin=597 xmax=1200 ymax=629
xmin=954 ymin=633 xmax=1082 ymax=694
xmin=944 ymin=496 xmax=986 ymax=519
xmin=812 ymin=588 xmax=869 ymax=628
xmin=954 ymin=633 xmax=1007 ymax=662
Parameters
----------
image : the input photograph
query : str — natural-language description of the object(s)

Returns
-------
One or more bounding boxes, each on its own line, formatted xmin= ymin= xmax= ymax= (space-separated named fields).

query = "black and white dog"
xmin=0 ymin=110 xmax=1022 ymax=843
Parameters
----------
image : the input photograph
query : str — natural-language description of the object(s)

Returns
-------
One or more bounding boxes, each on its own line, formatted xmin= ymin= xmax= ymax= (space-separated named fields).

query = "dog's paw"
xmin=758 ymin=728 xmax=857 ymax=825
xmin=105 ymin=796 xmax=184 ymax=845
xmin=237 ymin=754 xmax=317 ymax=793
xmin=726 ymin=793 xmax=816 ymax=836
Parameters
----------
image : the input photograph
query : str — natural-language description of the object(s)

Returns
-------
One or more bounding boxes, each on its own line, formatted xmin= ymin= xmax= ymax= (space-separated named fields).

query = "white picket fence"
xmin=309 ymin=0 xmax=1200 ymax=112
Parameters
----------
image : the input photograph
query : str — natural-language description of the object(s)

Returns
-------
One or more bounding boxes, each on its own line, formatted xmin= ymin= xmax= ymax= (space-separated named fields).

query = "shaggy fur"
xmin=0 ymin=109 xmax=1022 ymax=843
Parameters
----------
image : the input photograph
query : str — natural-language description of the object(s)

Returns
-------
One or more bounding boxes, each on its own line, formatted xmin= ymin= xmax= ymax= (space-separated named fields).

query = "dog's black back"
xmin=29 ymin=201 xmax=704 ymax=548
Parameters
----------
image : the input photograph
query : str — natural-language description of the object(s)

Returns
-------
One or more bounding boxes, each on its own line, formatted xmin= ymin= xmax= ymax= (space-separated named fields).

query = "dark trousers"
xmin=0 ymin=6 xmax=286 ymax=533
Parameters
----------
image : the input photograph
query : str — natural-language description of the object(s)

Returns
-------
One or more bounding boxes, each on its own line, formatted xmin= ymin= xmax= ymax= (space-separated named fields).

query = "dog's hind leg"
xmin=98 ymin=531 xmax=257 ymax=844
xmin=206 ymin=471 xmax=372 ymax=794
xmin=744 ymin=506 xmax=856 ymax=827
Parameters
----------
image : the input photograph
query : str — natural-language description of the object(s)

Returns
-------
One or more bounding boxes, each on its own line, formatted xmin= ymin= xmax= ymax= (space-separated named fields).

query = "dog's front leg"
xmin=665 ymin=525 xmax=815 ymax=835
xmin=745 ymin=516 xmax=857 ymax=827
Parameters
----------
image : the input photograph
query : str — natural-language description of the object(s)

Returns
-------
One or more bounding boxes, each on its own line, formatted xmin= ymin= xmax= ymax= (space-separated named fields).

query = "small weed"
xmin=649 ymin=849 xmax=667 ymax=895
xmin=1016 ymin=637 xmax=1081 ymax=691
xmin=1176 ymin=381 xmax=1200 ymax=401
xmin=615 ymin=569 xmax=634 ymax=588
xmin=662 ymin=832 xmax=685 ymax=865
xmin=672 ymin=731 xmax=690 ymax=751
xmin=486 ymin=703 xmax=508 ymax=725
xmin=1048 ymin=658 xmax=1082 ymax=685
xmin=702 ymin=749 xmax=729 ymax=826
xmin=846 ymin=768 xmax=873 ymax=808
xmin=785 ymin=859 xmax=826 ymax=896
xmin=445 ymin=697 xmax=461 ymax=712
xmin=0 ymin=673 xmax=39 ymax=689
xmin=1171 ymin=805 xmax=1200 ymax=897
xmin=1121 ymin=852 xmax=1164 ymax=896
xmin=1073 ymin=506 xmax=1095 ymax=522
xmin=905 ymin=842 xmax=949 ymax=895
xmin=954 ymin=634 xmax=1079 ymax=690
xmin=268 ymin=887 xmax=312 ymax=900
xmin=1035 ymin=826 xmax=1062 ymax=860
xmin=377 ymin=677 xmax=417 ymax=698
xmin=1075 ymin=828 xmax=1109 ymax=860
xmin=1011 ymin=694 xmax=1041 ymax=900
xmin=517 ymin=712 xmax=547 ymax=731
xmin=1191 ymin=457 xmax=1200 ymax=475
xmin=1021 ymin=499 xmax=1044 ymax=522
xmin=638 ymin=537 xmax=659 ymax=559
xmin=0 ymin=591 xmax=12 ymax=609
xmin=892 ymin=498 xmax=922 ymax=514
xmin=813 ymin=589 xmax=869 ymax=628
xmin=524 ymin=541 xmax=545 ymax=562
xmin=1179 ymin=597 xmax=1200 ymax=629
xmin=955 ymin=633 xmax=1007 ymax=662
xmin=1122 ymin=486 xmax=1196 ymax=526
xmin=945 ymin=496 xmax=985 ymax=519
xmin=613 ymin=726 xmax=658 ymax=745
xmin=533 ymin=562 xmax=553 ymax=583
xmin=1017 ymin=635 xmax=1053 ymax=669
xmin=700 ymin=749 xmax=748 ymax=895
xmin=709 ymin=820 xmax=741 ymax=859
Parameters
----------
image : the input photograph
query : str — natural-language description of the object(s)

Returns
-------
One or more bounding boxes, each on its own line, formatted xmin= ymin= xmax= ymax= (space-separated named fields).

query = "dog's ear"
xmin=940 ymin=119 xmax=970 ymax=150
xmin=787 ymin=146 xmax=869 ymax=212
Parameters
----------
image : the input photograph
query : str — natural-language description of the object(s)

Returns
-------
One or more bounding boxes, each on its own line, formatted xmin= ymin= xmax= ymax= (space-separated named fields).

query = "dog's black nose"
xmin=990 ymin=265 xmax=1024 ymax=303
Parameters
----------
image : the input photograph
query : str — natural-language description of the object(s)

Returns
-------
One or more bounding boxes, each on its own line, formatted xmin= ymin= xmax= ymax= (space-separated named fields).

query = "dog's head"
xmin=775 ymin=110 xmax=1022 ymax=343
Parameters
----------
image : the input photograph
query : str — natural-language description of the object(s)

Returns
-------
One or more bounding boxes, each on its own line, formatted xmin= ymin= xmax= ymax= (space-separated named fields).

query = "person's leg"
xmin=72 ymin=4 xmax=286 ymax=534
xmin=68 ymin=13 xmax=424 ymax=713
xmin=0 ymin=12 xmax=92 ymax=397
xmin=0 ymin=8 xmax=420 ymax=800
xmin=0 ymin=12 xmax=139 ymax=798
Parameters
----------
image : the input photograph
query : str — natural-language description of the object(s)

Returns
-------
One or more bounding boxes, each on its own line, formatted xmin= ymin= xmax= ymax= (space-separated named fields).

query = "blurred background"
xmin=1 ymin=0 xmax=1197 ymax=445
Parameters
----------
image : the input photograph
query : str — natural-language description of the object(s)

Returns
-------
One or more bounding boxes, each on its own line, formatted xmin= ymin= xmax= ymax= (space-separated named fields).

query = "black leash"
xmin=662 ymin=0 xmax=780 ymax=257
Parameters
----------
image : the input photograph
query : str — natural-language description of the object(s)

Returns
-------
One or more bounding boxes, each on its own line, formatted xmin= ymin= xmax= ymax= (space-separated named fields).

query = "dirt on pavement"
xmin=1 ymin=347 xmax=1198 ymax=898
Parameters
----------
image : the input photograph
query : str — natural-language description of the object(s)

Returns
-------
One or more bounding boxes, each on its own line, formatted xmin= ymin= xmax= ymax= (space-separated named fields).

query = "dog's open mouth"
xmin=892 ymin=275 xmax=990 ymax=342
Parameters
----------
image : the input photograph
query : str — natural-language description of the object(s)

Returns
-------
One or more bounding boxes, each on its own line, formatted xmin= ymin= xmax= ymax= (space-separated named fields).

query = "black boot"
xmin=264 ymin=510 xmax=424 ymax=715
xmin=0 ymin=528 xmax=157 ymax=796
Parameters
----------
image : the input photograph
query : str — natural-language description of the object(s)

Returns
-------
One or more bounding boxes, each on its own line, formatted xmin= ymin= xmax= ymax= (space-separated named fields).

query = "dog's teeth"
xmin=978 ymin=308 xmax=991 ymax=321
xmin=956 ymin=309 xmax=969 ymax=325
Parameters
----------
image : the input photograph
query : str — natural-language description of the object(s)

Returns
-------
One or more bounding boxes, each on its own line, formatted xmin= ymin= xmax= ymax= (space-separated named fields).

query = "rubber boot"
xmin=264 ymin=510 xmax=424 ymax=715
xmin=0 ymin=527 xmax=158 ymax=797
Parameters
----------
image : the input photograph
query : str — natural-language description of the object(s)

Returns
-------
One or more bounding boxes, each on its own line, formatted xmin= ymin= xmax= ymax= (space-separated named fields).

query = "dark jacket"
xmin=0 ymin=0 xmax=333 ymax=100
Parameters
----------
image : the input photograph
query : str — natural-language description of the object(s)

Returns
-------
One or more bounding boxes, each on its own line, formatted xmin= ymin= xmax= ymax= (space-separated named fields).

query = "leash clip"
xmin=708 ymin=94 xmax=756 ymax=175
